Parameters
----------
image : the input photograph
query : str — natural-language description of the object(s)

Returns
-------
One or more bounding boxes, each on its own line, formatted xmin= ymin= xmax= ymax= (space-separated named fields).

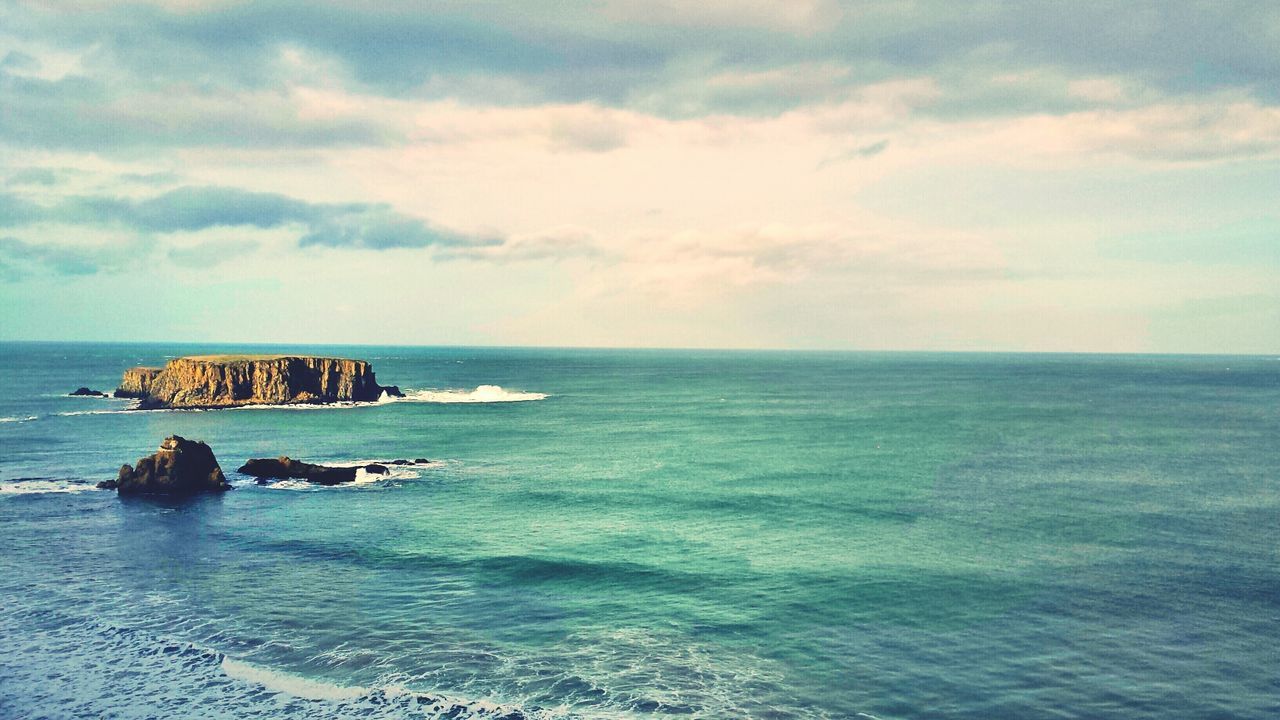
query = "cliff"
xmin=115 ymin=367 xmax=161 ymax=398
xmin=115 ymin=355 xmax=403 ymax=409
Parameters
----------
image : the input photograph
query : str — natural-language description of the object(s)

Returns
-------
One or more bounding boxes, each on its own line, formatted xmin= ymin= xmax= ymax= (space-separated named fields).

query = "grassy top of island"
xmin=179 ymin=354 xmax=354 ymax=363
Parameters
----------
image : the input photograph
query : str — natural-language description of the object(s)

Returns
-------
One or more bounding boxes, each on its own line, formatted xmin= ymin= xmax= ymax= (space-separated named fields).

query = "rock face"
xmin=114 ymin=355 xmax=404 ymax=409
xmin=114 ymin=367 xmax=160 ymax=398
xmin=237 ymin=457 xmax=358 ymax=486
xmin=98 ymin=436 xmax=231 ymax=496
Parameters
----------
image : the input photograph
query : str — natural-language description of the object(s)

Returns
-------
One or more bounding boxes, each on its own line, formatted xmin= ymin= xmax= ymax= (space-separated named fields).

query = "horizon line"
xmin=0 ymin=338 xmax=1275 ymax=359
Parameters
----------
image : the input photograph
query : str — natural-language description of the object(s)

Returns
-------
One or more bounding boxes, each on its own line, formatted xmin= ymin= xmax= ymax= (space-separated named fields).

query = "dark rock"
xmin=364 ymin=464 xmax=389 ymax=475
xmin=413 ymin=458 xmax=430 ymax=464
xmin=237 ymin=456 xmax=357 ymax=485
xmin=307 ymin=466 xmax=357 ymax=486
xmin=381 ymin=385 xmax=405 ymax=398
xmin=69 ymin=387 xmax=108 ymax=397
xmin=388 ymin=459 xmax=411 ymax=465
xmin=111 ymin=437 xmax=231 ymax=496
xmin=236 ymin=457 xmax=294 ymax=479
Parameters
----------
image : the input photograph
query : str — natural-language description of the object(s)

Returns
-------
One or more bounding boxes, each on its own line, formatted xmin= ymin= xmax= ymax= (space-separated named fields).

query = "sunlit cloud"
xmin=1 ymin=1 xmax=1277 ymax=351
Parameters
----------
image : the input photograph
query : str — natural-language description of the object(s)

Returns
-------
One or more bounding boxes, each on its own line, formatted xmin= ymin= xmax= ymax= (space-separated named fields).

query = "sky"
xmin=1 ymin=1 xmax=1277 ymax=352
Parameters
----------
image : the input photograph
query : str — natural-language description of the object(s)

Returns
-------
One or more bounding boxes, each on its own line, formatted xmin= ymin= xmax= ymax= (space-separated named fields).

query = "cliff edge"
xmin=115 ymin=355 xmax=403 ymax=409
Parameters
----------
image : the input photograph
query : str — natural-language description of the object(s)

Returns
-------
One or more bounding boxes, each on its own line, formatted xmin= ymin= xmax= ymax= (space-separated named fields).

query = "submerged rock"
xmin=236 ymin=457 xmax=358 ymax=486
xmin=113 ymin=355 xmax=401 ymax=410
xmin=69 ymin=387 xmax=108 ymax=397
xmin=99 ymin=436 xmax=231 ymax=496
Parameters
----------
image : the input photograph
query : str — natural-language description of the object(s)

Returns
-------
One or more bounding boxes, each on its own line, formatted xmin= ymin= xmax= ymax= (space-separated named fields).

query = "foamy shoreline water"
xmin=44 ymin=385 xmax=547 ymax=418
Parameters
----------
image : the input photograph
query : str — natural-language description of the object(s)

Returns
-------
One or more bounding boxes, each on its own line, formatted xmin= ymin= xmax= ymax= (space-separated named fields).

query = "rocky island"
xmin=113 ymin=355 xmax=404 ymax=410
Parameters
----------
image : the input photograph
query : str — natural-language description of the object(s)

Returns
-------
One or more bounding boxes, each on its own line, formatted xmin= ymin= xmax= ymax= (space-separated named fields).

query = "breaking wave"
xmin=219 ymin=657 xmax=368 ymax=701
xmin=0 ymin=415 xmax=38 ymax=423
xmin=399 ymin=385 xmax=548 ymax=403
xmin=218 ymin=658 xmax=528 ymax=717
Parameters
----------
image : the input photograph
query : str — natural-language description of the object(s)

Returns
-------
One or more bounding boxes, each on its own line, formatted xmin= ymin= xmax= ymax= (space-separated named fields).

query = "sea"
xmin=1 ymin=342 xmax=1277 ymax=719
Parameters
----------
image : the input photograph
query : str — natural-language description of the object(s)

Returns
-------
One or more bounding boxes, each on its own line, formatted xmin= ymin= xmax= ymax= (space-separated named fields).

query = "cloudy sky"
xmin=1 ymin=1 xmax=1277 ymax=351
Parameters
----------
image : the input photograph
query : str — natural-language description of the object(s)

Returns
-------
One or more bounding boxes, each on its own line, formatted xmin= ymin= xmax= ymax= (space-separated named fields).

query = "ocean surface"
xmin=1 ymin=343 xmax=1278 ymax=719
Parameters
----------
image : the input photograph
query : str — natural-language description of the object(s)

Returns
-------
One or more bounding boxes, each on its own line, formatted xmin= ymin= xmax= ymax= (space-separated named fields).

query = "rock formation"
xmin=114 ymin=355 xmax=405 ymax=409
xmin=98 ymin=436 xmax=231 ymax=496
xmin=237 ymin=457 xmax=430 ymax=485
xmin=69 ymin=387 xmax=108 ymax=397
xmin=114 ymin=367 xmax=160 ymax=398
xmin=237 ymin=457 xmax=358 ymax=486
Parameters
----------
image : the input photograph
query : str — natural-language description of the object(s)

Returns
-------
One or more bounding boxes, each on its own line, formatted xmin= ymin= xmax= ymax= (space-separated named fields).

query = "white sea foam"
xmin=51 ymin=384 xmax=545 ymax=416
xmin=227 ymin=394 xmax=401 ymax=412
xmin=57 ymin=400 xmax=145 ymax=416
xmin=399 ymin=385 xmax=548 ymax=403
xmin=226 ymin=386 xmax=548 ymax=407
xmin=219 ymin=657 xmax=524 ymax=718
xmin=221 ymin=657 xmax=368 ymax=701
xmin=0 ymin=479 xmax=99 ymax=495
xmin=56 ymin=400 xmax=381 ymax=416
xmin=2 ymin=606 xmax=533 ymax=720
xmin=0 ymin=415 xmax=38 ymax=423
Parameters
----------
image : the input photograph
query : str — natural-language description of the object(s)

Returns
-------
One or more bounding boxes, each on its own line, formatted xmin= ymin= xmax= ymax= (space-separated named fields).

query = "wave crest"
xmin=220 ymin=657 xmax=367 ymax=701
xmin=399 ymin=385 xmax=547 ymax=403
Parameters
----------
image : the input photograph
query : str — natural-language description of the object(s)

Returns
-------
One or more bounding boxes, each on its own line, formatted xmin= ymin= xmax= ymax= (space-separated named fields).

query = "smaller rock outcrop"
xmin=69 ymin=387 xmax=108 ymax=397
xmin=237 ymin=457 xmax=358 ymax=486
xmin=236 ymin=457 xmax=432 ymax=485
xmin=98 ymin=436 xmax=231 ymax=496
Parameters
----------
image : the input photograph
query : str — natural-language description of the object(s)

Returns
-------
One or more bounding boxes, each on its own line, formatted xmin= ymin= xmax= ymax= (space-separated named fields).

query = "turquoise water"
xmin=1 ymin=343 xmax=1278 ymax=719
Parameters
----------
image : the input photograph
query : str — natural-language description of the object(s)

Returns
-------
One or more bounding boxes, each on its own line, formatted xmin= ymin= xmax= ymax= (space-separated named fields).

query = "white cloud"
xmin=967 ymin=98 xmax=1280 ymax=162
xmin=1065 ymin=77 xmax=1137 ymax=105
xmin=598 ymin=0 xmax=843 ymax=35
